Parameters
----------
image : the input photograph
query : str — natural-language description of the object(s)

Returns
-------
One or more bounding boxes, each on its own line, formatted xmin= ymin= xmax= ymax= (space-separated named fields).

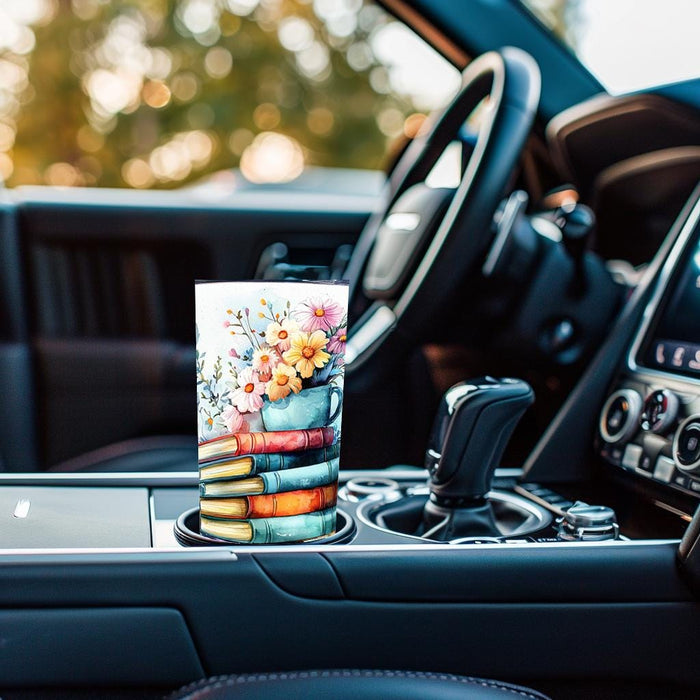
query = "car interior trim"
xmin=380 ymin=0 xmax=469 ymax=68
xmin=627 ymin=194 xmax=700 ymax=384
xmin=546 ymin=93 xmax=700 ymax=185
xmin=0 ymin=538 xmax=681 ymax=559
xmin=593 ymin=146 xmax=700 ymax=195
xmin=356 ymin=489 xmax=552 ymax=542
xmin=344 ymin=303 xmax=397 ymax=366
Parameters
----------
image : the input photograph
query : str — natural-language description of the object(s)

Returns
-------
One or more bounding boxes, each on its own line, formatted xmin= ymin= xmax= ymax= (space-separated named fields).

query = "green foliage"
xmin=4 ymin=0 xmax=420 ymax=189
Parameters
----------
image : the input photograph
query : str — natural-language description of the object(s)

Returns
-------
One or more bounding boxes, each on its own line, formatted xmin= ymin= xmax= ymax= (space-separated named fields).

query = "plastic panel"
xmin=0 ymin=607 xmax=204 ymax=687
xmin=0 ymin=486 xmax=151 ymax=548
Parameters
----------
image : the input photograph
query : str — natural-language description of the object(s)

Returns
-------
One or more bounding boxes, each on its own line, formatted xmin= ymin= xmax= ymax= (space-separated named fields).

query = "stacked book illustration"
xmin=198 ymin=427 xmax=340 ymax=544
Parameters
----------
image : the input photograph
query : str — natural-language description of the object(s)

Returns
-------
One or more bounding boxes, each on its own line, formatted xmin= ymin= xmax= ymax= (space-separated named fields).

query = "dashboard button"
xmin=639 ymin=454 xmax=653 ymax=471
xmin=673 ymin=415 xmax=700 ymax=476
xmin=622 ymin=444 xmax=643 ymax=469
xmin=640 ymin=390 xmax=679 ymax=434
xmin=599 ymin=389 xmax=643 ymax=444
xmin=673 ymin=473 xmax=689 ymax=490
xmin=653 ymin=456 xmax=675 ymax=483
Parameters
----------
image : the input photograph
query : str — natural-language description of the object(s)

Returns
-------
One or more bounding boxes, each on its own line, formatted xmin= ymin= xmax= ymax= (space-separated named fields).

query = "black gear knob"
xmin=426 ymin=377 xmax=534 ymax=503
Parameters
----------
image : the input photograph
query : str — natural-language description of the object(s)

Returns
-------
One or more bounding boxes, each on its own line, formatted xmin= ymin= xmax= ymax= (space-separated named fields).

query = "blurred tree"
xmin=3 ymin=0 xmax=452 ymax=189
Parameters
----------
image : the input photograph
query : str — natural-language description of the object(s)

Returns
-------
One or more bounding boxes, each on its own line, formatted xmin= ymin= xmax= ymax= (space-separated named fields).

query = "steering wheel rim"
xmin=345 ymin=47 xmax=541 ymax=363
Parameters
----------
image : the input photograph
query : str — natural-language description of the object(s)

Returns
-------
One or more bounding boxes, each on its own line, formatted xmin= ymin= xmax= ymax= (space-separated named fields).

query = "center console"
xmin=0 ymin=468 xmax=567 ymax=550
xmin=597 ymin=195 xmax=700 ymax=507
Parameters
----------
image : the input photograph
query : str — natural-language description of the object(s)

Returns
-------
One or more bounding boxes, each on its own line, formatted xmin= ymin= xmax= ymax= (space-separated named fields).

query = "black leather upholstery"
xmin=169 ymin=670 xmax=551 ymax=700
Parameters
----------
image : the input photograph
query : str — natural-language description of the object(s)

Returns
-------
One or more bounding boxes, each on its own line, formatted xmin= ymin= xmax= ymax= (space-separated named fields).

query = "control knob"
xmin=640 ymin=389 xmax=678 ymax=434
xmin=673 ymin=415 xmax=700 ymax=476
xmin=599 ymin=389 xmax=642 ymax=444
xmin=556 ymin=502 xmax=619 ymax=541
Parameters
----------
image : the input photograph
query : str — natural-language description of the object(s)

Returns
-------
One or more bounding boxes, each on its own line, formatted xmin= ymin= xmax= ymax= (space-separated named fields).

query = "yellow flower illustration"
xmin=283 ymin=330 xmax=330 ymax=378
xmin=266 ymin=364 xmax=302 ymax=401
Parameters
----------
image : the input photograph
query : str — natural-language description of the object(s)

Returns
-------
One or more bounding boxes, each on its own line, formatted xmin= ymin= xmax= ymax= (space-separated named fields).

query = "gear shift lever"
xmin=421 ymin=377 xmax=534 ymax=540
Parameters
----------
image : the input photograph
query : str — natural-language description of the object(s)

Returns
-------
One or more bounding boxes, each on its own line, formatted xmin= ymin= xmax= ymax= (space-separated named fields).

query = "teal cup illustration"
xmin=261 ymin=384 xmax=343 ymax=432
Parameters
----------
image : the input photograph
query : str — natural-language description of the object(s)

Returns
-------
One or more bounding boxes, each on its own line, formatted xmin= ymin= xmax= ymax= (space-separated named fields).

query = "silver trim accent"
xmin=530 ymin=216 xmax=562 ymax=242
xmin=385 ymin=212 xmax=421 ymax=231
xmin=493 ymin=467 xmax=524 ymax=479
xmin=598 ymin=389 xmax=643 ymax=444
xmin=356 ymin=490 xmax=552 ymax=541
xmin=148 ymin=492 xmax=157 ymax=547
xmin=345 ymin=304 xmax=396 ymax=366
xmin=482 ymin=190 xmax=528 ymax=276
xmin=355 ymin=499 xmax=427 ymax=543
xmin=339 ymin=477 xmax=402 ymax=503
xmin=672 ymin=414 xmax=700 ymax=475
xmin=627 ymin=195 xmax=700 ymax=387
xmin=653 ymin=500 xmax=694 ymax=522
xmin=0 ymin=472 xmax=200 ymax=486
xmin=0 ymin=468 xmax=518 ymax=483
xmin=0 ymin=539 xmax=680 ymax=558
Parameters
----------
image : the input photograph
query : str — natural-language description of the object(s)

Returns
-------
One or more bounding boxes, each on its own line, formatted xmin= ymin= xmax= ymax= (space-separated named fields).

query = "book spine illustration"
xmin=200 ymin=508 xmax=336 ymax=544
xmin=201 ymin=484 xmax=338 ymax=519
xmin=258 ymin=458 xmax=339 ymax=494
xmin=199 ymin=427 xmax=335 ymax=462
xmin=201 ymin=443 xmax=341 ymax=482
xmin=199 ymin=458 xmax=340 ymax=497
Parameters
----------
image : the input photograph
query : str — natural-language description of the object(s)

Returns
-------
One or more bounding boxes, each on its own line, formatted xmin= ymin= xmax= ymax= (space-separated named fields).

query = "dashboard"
xmin=598 ymin=193 xmax=700 ymax=504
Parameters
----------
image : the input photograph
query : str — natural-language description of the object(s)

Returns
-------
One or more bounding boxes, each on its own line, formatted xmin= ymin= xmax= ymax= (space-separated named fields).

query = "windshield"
xmin=521 ymin=0 xmax=700 ymax=95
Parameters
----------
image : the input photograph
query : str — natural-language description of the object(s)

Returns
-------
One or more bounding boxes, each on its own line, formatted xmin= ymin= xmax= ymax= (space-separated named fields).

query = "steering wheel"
xmin=345 ymin=47 xmax=541 ymax=366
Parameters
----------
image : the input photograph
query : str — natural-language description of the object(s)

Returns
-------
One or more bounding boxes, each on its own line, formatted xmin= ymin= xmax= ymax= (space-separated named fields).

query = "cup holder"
xmin=174 ymin=507 xmax=356 ymax=547
xmin=357 ymin=491 xmax=552 ymax=542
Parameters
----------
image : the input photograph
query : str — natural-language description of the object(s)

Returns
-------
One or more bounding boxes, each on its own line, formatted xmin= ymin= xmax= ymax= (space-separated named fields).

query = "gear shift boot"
xmin=421 ymin=499 xmax=499 ymax=539
xmin=367 ymin=491 xmax=551 ymax=542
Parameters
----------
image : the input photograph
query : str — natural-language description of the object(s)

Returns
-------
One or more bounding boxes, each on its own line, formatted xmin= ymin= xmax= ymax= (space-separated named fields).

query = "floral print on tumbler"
xmin=195 ymin=280 xmax=348 ymax=543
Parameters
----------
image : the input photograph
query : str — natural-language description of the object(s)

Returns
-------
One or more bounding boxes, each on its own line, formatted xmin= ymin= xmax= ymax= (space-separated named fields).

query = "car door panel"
xmin=2 ymin=188 xmax=376 ymax=469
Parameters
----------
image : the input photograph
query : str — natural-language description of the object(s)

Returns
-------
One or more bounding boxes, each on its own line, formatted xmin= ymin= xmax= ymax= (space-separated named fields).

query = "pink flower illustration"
xmin=266 ymin=318 xmax=299 ymax=352
xmin=295 ymin=297 xmax=344 ymax=333
xmin=252 ymin=344 xmax=279 ymax=375
xmin=328 ymin=326 xmax=347 ymax=355
xmin=230 ymin=367 xmax=265 ymax=414
xmin=221 ymin=405 xmax=249 ymax=433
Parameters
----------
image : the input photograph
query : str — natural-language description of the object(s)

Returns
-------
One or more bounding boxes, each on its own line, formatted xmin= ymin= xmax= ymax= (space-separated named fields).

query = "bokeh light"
xmin=0 ymin=153 xmax=14 ymax=180
xmin=45 ymin=162 xmax=84 ymax=187
xmin=122 ymin=158 xmax=155 ymax=188
xmin=240 ymin=131 xmax=305 ymax=183
xmin=142 ymin=80 xmax=172 ymax=109
xmin=253 ymin=103 xmax=281 ymax=130
xmin=204 ymin=46 xmax=233 ymax=78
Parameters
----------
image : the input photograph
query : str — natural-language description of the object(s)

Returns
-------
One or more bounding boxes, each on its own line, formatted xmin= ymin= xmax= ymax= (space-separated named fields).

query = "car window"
xmin=520 ymin=0 xmax=700 ymax=95
xmin=0 ymin=0 xmax=461 ymax=189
